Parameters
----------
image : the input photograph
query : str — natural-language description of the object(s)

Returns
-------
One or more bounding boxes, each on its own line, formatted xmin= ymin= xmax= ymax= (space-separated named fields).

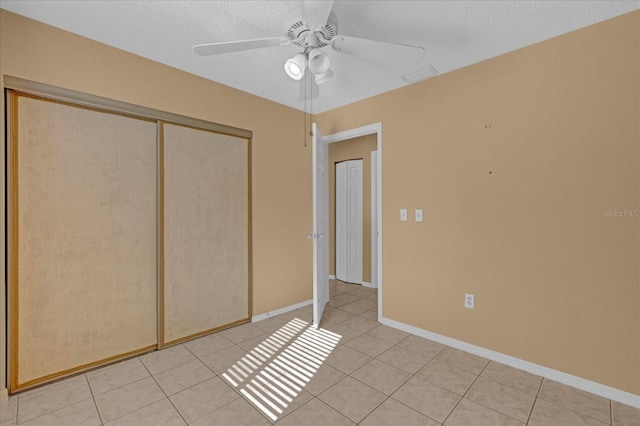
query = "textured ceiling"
xmin=1 ymin=1 xmax=638 ymax=113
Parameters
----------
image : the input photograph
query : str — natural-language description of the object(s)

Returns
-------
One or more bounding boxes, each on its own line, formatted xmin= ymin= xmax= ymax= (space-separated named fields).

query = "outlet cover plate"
xmin=465 ymin=293 xmax=475 ymax=309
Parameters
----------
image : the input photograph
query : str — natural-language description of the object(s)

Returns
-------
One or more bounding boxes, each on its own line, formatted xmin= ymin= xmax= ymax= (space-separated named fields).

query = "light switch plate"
xmin=400 ymin=209 xmax=407 ymax=221
xmin=415 ymin=209 xmax=423 ymax=222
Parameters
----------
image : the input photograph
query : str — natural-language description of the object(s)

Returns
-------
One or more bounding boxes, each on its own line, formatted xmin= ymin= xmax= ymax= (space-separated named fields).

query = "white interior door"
xmin=312 ymin=123 xmax=330 ymax=327
xmin=346 ymin=160 xmax=363 ymax=283
xmin=335 ymin=159 xmax=363 ymax=284
xmin=336 ymin=162 xmax=347 ymax=281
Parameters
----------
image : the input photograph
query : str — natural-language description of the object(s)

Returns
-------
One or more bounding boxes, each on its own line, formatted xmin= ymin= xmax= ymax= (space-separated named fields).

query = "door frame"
xmin=322 ymin=123 xmax=383 ymax=322
xmin=371 ymin=150 xmax=378 ymax=291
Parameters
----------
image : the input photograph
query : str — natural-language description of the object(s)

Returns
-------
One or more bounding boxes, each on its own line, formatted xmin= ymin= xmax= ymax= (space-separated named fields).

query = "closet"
xmin=6 ymin=79 xmax=251 ymax=392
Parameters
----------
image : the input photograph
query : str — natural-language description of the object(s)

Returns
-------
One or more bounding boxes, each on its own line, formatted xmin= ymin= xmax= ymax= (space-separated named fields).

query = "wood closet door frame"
xmin=158 ymin=121 xmax=253 ymax=348
xmin=4 ymin=77 xmax=253 ymax=392
xmin=7 ymin=91 xmax=159 ymax=392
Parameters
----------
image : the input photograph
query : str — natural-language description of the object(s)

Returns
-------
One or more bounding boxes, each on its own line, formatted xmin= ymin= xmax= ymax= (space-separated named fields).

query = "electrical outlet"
xmin=464 ymin=293 xmax=475 ymax=309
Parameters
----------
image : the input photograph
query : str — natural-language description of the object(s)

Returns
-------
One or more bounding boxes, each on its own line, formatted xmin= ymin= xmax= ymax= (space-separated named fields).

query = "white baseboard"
xmin=252 ymin=299 xmax=313 ymax=323
xmin=330 ymin=275 xmax=377 ymax=289
xmin=0 ymin=388 xmax=8 ymax=402
xmin=382 ymin=317 xmax=640 ymax=409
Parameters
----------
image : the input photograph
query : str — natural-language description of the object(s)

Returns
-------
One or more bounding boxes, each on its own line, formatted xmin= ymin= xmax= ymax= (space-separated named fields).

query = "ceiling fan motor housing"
xmin=285 ymin=7 xmax=338 ymax=48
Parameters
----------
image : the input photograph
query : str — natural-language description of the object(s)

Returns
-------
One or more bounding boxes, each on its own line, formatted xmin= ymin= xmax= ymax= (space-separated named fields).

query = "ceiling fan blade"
xmin=302 ymin=0 xmax=335 ymax=30
xmin=299 ymin=73 xmax=319 ymax=101
xmin=331 ymin=35 xmax=425 ymax=66
xmin=193 ymin=37 xmax=290 ymax=56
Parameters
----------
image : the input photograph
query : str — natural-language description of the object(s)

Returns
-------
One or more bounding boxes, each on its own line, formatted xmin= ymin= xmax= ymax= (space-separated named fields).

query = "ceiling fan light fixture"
xmin=314 ymin=68 xmax=334 ymax=85
xmin=285 ymin=53 xmax=307 ymax=80
xmin=307 ymin=48 xmax=330 ymax=75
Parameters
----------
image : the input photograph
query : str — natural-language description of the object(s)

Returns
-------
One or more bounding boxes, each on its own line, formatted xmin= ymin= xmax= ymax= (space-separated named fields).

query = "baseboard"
xmin=0 ymin=387 xmax=8 ymax=402
xmin=252 ymin=299 xmax=313 ymax=323
xmin=381 ymin=317 xmax=640 ymax=409
xmin=330 ymin=276 xmax=377 ymax=289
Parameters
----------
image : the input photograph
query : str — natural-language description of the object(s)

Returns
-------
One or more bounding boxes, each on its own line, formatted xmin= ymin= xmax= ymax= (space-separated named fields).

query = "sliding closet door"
xmin=161 ymin=123 xmax=251 ymax=346
xmin=9 ymin=93 xmax=158 ymax=391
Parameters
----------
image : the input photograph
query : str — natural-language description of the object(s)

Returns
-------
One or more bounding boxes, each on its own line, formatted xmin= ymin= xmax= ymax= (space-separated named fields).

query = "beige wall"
xmin=328 ymin=135 xmax=377 ymax=283
xmin=0 ymin=10 xmax=314 ymax=394
xmin=318 ymin=11 xmax=640 ymax=394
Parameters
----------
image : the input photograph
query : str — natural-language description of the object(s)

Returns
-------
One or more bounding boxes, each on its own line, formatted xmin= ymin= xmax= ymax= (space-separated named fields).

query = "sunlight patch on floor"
xmin=221 ymin=318 xmax=341 ymax=421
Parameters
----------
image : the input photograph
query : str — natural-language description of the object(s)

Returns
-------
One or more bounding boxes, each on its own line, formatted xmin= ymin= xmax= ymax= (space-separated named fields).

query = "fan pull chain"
xmin=303 ymin=75 xmax=307 ymax=147
xmin=308 ymin=77 xmax=313 ymax=147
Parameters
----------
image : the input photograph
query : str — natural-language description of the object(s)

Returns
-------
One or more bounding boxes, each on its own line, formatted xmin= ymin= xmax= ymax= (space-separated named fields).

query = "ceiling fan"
xmin=193 ymin=0 xmax=425 ymax=100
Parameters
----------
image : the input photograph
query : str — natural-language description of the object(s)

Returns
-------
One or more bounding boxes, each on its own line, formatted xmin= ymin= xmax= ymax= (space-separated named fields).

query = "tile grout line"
xmin=365 ymin=337 xmax=447 ymax=425
xmin=288 ymin=285 xmax=383 ymax=425
xmin=84 ymin=374 xmax=104 ymax=425
xmin=335 ymin=290 xmax=424 ymax=425
xmin=181 ymin=339 xmax=227 ymax=378
xmin=217 ymin=324 xmax=330 ymax=424
xmin=12 ymin=376 xmax=96 ymax=425
xmin=271 ymin=396 xmax=313 ymax=425
xmin=464 ymin=373 xmax=540 ymax=424
xmin=355 ymin=395 xmax=390 ymax=425
xmin=535 ymin=390 xmax=615 ymax=426
xmin=335 ymin=288 xmax=480 ymax=425
xmin=141 ymin=346 xmax=201 ymax=377
xmin=379 ymin=396 xmax=442 ymax=426
xmin=138 ymin=355 xmax=190 ymax=426
xmin=345 ymin=367 xmax=408 ymax=425
xmin=312 ymin=355 xmax=390 ymax=424
xmin=435 ymin=363 xmax=606 ymax=426
xmin=371 ymin=326 xmax=569 ymax=426
xmin=524 ymin=376 xmax=545 ymax=425
xmin=440 ymin=357 xmax=491 ymax=425
xmin=456 ymin=374 xmax=536 ymax=425
xmin=269 ymin=323 xmax=345 ymax=423
xmin=479 ymin=368 xmax=543 ymax=397
xmin=162 ymin=342 xmax=270 ymax=424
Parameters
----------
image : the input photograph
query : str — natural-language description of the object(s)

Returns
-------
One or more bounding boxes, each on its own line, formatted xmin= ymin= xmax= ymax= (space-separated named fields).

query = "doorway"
xmin=321 ymin=123 xmax=383 ymax=322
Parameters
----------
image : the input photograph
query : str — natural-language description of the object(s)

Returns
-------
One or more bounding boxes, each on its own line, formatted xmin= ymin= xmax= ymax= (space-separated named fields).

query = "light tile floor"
xmin=1 ymin=280 xmax=639 ymax=426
